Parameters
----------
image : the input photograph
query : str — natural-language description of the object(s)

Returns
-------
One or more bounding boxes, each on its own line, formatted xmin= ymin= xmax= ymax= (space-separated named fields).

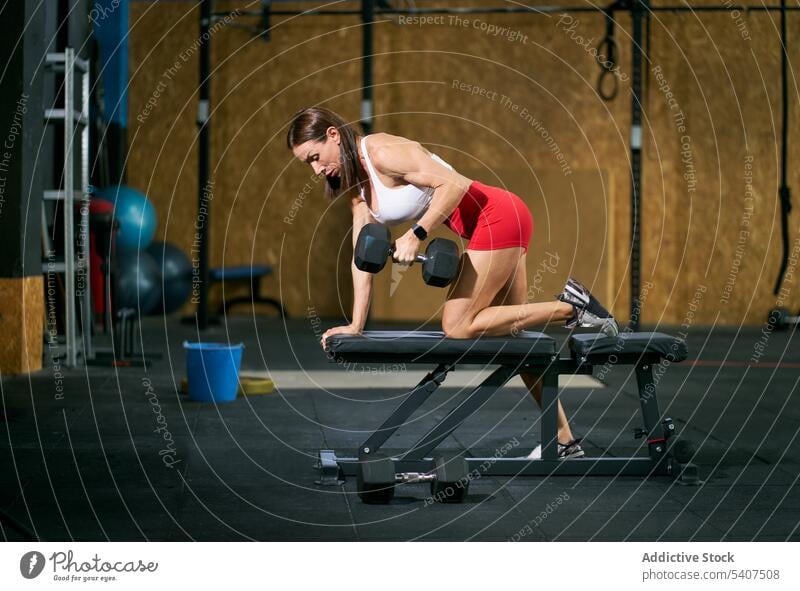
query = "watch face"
xmin=414 ymin=225 xmax=427 ymax=239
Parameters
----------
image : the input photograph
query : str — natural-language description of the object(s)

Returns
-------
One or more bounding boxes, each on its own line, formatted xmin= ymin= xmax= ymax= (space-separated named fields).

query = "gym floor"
xmin=1 ymin=317 xmax=798 ymax=542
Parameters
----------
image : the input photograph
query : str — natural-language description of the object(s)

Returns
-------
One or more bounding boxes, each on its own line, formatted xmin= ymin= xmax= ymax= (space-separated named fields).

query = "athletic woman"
xmin=287 ymin=107 xmax=618 ymax=459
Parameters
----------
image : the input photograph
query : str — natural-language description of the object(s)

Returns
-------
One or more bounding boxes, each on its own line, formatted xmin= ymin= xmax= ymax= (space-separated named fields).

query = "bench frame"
xmin=317 ymin=346 xmax=681 ymax=483
xmin=210 ymin=266 xmax=287 ymax=318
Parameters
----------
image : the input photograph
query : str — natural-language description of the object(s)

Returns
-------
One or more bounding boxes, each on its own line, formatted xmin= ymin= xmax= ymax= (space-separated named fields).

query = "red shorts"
xmin=444 ymin=181 xmax=533 ymax=252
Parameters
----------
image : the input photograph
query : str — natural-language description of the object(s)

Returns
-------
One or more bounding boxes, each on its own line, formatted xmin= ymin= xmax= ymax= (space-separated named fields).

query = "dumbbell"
xmin=768 ymin=307 xmax=799 ymax=331
xmin=357 ymin=452 xmax=396 ymax=504
xmin=429 ymin=455 xmax=470 ymax=504
xmin=354 ymin=223 xmax=460 ymax=287
xmin=356 ymin=453 xmax=470 ymax=504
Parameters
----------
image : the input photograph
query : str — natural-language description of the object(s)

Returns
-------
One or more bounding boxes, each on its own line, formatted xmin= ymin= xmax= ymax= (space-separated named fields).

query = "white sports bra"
xmin=359 ymin=136 xmax=453 ymax=225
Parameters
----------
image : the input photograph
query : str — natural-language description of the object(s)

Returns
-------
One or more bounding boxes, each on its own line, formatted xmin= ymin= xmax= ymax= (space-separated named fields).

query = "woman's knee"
xmin=444 ymin=326 xmax=480 ymax=339
xmin=442 ymin=314 xmax=478 ymax=339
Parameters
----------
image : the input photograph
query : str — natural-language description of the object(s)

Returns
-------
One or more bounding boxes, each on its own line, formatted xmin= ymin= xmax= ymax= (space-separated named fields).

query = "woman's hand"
xmin=392 ymin=231 xmax=421 ymax=266
xmin=321 ymin=324 xmax=362 ymax=349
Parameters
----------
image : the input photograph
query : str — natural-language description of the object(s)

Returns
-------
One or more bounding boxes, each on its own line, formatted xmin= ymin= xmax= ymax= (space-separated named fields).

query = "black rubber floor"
xmin=1 ymin=316 xmax=798 ymax=541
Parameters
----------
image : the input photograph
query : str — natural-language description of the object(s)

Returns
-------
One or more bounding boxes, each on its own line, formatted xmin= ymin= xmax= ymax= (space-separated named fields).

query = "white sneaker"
xmin=525 ymin=440 xmax=585 ymax=460
xmin=526 ymin=444 xmax=542 ymax=460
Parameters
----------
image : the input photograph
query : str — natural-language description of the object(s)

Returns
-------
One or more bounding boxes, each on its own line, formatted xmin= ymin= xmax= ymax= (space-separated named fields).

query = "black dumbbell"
xmin=768 ymin=308 xmax=798 ymax=331
xmin=354 ymin=223 xmax=460 ymax=287
xmin=430 ymin=455 xmax=470 ymax=503
xmin=357 ymin=453 xmax=470 ymax=504
xmin=356 ymin=452 xmax=396 ymax=504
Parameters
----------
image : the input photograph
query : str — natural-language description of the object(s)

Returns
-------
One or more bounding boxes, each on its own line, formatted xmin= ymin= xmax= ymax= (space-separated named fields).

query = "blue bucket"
xmin=183 ymin=342 xmax=244 ymax=403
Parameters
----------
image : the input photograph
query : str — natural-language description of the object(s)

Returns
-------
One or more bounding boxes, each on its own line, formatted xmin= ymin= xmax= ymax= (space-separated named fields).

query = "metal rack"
xmin=42 ymin=48 xmax=93 ymax=367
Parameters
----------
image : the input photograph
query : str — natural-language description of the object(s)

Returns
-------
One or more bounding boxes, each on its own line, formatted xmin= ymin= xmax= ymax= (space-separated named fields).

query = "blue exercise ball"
xmin=114 ymin=250 xmax=162 ymax=314
xmin=146 ymin=241 xmax=193 ymax=314
xmin=96 ymin=185 xmax=157 ymax=252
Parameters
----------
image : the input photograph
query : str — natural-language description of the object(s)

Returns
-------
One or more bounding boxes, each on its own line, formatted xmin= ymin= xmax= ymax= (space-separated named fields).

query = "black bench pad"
xmin=326 ymin=331 xmax=556 ymax=364
xmin=569 ymin=332 xmax=688 ymax=362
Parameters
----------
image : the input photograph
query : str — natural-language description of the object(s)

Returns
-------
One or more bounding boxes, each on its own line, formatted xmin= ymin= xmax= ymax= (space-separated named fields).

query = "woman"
xmin=287 ymin=107 xmax=618 ymax=459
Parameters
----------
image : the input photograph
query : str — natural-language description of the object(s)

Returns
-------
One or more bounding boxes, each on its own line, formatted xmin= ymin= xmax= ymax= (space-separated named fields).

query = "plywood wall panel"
xmin=127 ymin=1 xmax=799 ymax=325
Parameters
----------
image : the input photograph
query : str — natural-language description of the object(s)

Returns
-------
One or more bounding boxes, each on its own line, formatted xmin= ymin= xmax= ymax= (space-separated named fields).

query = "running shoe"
xmin=557 ymin=277 xmax=619 ymax=337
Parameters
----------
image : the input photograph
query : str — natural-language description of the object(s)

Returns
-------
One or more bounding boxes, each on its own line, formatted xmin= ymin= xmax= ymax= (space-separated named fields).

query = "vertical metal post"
xmin=64 ymin=47 xmax=77 ymax=367
xmin=540 ymin=369 xmax=559 ymax=459
xmin=629 ymin=0 xmax=647 ymax=331
xmin=773 ymin=0 xmax=792 ymax=295
xmin=80 ymin=59 xmax=93 ymax=360
xmin=196 ymin=0 xmax=212 ymax=329
xmin=361 ymin=0 xmax=374 ymax=134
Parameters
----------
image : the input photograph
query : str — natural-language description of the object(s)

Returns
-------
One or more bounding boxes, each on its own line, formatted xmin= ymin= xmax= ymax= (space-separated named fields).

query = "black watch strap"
xmin=412 ymin=224 xmax=428 ymax=241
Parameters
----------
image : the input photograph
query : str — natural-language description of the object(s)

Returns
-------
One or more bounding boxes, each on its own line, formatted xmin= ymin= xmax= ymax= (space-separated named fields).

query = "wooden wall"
xmin=127 ymin=0 xmax=799 ymax=325
xmin=0 ymin=276 xmax=43 ymax=374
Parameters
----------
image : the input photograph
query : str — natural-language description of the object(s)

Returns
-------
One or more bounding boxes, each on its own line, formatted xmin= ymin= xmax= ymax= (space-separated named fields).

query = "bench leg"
xmin=256 ymin=297 xmax=287 ymax=318
xmin=216 ymin=276 xmax=287 ymax=318
xmin=635 ymin=362 xmax=669 ymax=461
xmin=540 ymin=370 xmax=560 ymax=460
xmin=402 ymin=366 xmax=517 ymax=461
xmin=222 ymin=296 xmax=286 ymax=318
xmin=359 ymin=364 xmax=452 ymax=456
xmin=252 ymin=275 xmax=286 ymax=318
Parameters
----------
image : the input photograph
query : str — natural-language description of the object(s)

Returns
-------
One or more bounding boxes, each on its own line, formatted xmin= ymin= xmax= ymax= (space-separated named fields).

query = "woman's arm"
xmin=320 ymin=196 xmax=375 ymax=347
xmin=349 ymin=196 xmax=375 ymax=331
xmin=370 ymin=138 xmax=472 ymax=235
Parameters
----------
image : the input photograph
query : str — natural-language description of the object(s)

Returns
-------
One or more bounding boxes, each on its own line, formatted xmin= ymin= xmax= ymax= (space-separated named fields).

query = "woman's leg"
xmin=441 ymin=249 xmax=576 ymax=444
xmin=485 ymin=252 xmax=575 ymax=444
xmin=441 ymin=249 xmax=573 ymax=339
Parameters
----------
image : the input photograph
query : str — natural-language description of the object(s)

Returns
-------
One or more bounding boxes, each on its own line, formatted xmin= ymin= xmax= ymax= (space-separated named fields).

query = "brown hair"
xmin=286 ymin=107 xmax=366 ymax=200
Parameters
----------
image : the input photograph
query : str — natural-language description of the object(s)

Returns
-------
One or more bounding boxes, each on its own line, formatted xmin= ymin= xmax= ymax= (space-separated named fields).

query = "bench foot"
xmin=314 ymin=450 xmax=345 ymax=486
xmin=670 ymin=458 xmax=703 ymax=486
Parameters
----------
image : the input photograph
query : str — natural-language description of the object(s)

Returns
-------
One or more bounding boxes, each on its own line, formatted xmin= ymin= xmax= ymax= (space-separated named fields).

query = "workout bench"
xmin=210 ymin=265 xmax=286 ymax=317
xmin=316 ymin=330 xmax=693 ymax=500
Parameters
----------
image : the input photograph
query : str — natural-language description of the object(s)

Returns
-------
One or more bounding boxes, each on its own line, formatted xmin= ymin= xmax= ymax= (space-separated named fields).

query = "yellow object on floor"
xmin=239 ymin=377 xmax=274 ymax=396
xmin=179 ymin=376 xmax=274 ymax=397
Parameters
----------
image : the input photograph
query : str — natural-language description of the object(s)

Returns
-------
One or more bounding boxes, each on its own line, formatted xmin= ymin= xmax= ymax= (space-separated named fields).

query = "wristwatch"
xmin=411 ymin=224 xmax=428 ymax=241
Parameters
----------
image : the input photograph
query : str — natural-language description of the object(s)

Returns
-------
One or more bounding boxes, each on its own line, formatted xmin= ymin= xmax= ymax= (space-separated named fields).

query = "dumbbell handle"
xmin=387 ymin=244 xmax=428 ymax=265
xmin=395 ymin=471 xmax=436 ymax=484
